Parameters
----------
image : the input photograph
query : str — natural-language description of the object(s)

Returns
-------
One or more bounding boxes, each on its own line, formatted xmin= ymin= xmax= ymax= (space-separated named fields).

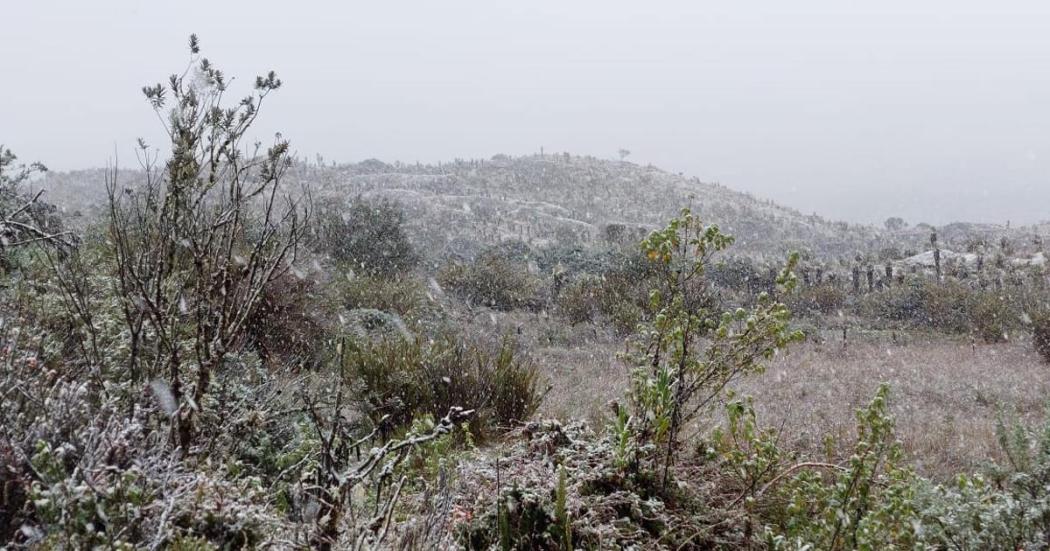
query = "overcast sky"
xmin=3 ymin=1 xmax=1050 ymax=225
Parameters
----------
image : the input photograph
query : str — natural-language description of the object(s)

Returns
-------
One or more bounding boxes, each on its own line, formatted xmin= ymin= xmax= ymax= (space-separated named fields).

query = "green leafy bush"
xmin=765 ymin=384 xmax=919 ymax=550
xmin=714 ymin=384 xmax=1050 ymax=549
xmin=710 ymin=393 xmax=789 ymax=506
xmin=913 ymin=407 xmax=1050 ymax=548
xmin=554 ymin=273 xmax=646 ymax=334
xmin=339 ymin=335 xmax=542 ymax=438
xmin=622 ymin=208 xmax=802 ymax=488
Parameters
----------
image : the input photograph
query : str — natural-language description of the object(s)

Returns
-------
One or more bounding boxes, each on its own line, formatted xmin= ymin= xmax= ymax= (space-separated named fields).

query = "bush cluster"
xmin=787 ymin=283 xmax=848 ymax=316
xmin=0 ymin=38 xmax=488 ymax=549
xmin=438 ymin=250 xmax=543 ymax=310
xmin=339 ymin=334 xmax=543 ymax=439
xmin=335 ymin=272 xmax=429 ymax=320
xmin=313 ymin=196 xmax=419 ymax=277
xmin=555 ymin=274 xmax=647 ymax=335
xmin=856 ymin=279 xmax=1022 ymax=342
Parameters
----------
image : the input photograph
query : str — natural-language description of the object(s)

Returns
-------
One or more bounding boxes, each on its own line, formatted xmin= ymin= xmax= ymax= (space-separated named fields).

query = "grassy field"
xmin=530 ymin=324 xmax=1050 ymax=480
xmin=745 ymin=335 xmax=1049 ymax=479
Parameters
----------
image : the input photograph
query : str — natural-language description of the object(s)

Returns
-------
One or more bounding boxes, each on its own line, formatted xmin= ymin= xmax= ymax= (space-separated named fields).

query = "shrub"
xmin=336 ymin=273 xmax=428 ymax=320
xmin=855 ymin=279 xmax=1019 ymax=340
xmin=913 ymin=407 xmax=1050 ymax=548
xmin=1031 ymin=307 xmax=1050 ymax=363
xmin=921 ymin=280 xmax=980 ymax=333
xmin=622 ymin=209 xmax=802 ymax=488
xmin=107 ymin=37 xmax=309 ymax=449
xmin=971 ymin=291 xmax=1018 ymax=344
xmin=764 ymin=384 xmax=920 ymax=549
xmin=790 ymin=283 xmax=847 ymax=316
xmin=246 ymin=272 xmax=327 ymax=368
xmin=708 ymin=257 xmax=763 ymax=292
xmin=555 ymin=275 xmax=600 ymax=325
xmin=438 ymin=251 xmax=542 ymax=310
xmin=340 ymin=334 xmax=543 ymax=438
xmin=338 ymin=308 xmax=411 ymax=343
xmin=555 ymin=274 xmax=646 ymax=334
xmin=855 ymin=280 xmax=925 ymax=324
xmin=313 ymin=196 xmax=418 ymax=277
xmin=551 ymin=253 xmax=659 ymax=335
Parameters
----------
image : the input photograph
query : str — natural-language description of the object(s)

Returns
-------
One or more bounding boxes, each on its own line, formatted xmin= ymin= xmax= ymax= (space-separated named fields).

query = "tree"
xmin=106 ymin=34 xmax=309 ymax=451
xmin=884 ymin=217 xmax=906 ymax=231
xmin=618 ymin=148 xmax=631 ymax=162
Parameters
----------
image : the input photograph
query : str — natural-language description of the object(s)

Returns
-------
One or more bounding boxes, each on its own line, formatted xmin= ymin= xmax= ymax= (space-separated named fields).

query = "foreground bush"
xmin=107 ymin=36 xmax=309 ymax=450
xmin=340 ymin=335 xmax=543 ymax=439
xmin=0 ymin=36 xmax=475 ymax=549
xmin=621 ymin=208 xmax=802 ymax=488
xmin=718 ymin=384 xmax=1050 ymax=550
xmin=448 ymin=381 xmax=1050 ymax=550
xmin=912 ymin=406 xmax=1050 ymax=548
xmin=760 ymin=385 xmax=920 ymax=549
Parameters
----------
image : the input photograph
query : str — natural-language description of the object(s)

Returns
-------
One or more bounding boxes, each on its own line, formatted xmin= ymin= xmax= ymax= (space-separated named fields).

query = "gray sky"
xmin=3 ymin=0 xmax=1050 ymax=226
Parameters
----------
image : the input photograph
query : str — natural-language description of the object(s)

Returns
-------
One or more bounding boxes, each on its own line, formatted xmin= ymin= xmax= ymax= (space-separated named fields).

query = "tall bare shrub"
xmin=106 ymin=35 xmax=309 ymax=450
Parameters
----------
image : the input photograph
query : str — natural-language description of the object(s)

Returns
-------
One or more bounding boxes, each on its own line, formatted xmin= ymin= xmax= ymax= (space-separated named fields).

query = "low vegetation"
xmin=339 ymin=334 xmax=542 ymax=440
xmin=3 ymin=35 xmax=1050 ymax=549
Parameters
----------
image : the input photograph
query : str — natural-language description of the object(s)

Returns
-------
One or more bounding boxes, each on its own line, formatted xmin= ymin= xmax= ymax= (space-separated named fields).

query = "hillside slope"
xmin=37 ymin=154 xmax=1044 ymax=262
xmin=298 ymin=154 xmax=881 ymax=260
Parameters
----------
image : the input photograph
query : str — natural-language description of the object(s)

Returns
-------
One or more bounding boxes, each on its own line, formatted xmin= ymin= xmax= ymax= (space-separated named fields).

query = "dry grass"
xmin=528 ymin=322 xmax=1050 ymax=480
xmin=533 ymin=344 xmax=628 ymax=426
xmin=740 ymin=332 xmax=1050 ymax=479
xmin=474 ymin=309 xmax=631 ymax=426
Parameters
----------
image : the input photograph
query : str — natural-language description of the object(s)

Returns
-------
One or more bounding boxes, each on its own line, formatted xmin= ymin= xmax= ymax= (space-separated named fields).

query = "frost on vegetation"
xmin=8 ymin=31 xmax=1050 ymax=551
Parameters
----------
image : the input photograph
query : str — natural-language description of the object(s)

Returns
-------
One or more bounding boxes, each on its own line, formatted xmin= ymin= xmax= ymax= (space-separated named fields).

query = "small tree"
xmin=106 ymin=35 xmax=309 ymax=450
xmin=623 ymin=208 xmax=802 ymax=487
xmin=883 ymin=217 xmax=906 ymax=231
xmin=314 ymin=196 xmax=417 ymax=276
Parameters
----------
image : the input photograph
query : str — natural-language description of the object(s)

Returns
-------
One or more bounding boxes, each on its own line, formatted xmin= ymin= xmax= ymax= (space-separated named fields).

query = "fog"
xmin=3 ymin=0 xmax=1050 ymax=226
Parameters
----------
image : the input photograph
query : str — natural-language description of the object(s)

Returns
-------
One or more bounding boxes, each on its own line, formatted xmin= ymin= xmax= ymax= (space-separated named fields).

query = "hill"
xmin=296 ymin=153 xmax=883 ymax=261
xmin=33 ymin=153 xmax=1048 ymax=264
